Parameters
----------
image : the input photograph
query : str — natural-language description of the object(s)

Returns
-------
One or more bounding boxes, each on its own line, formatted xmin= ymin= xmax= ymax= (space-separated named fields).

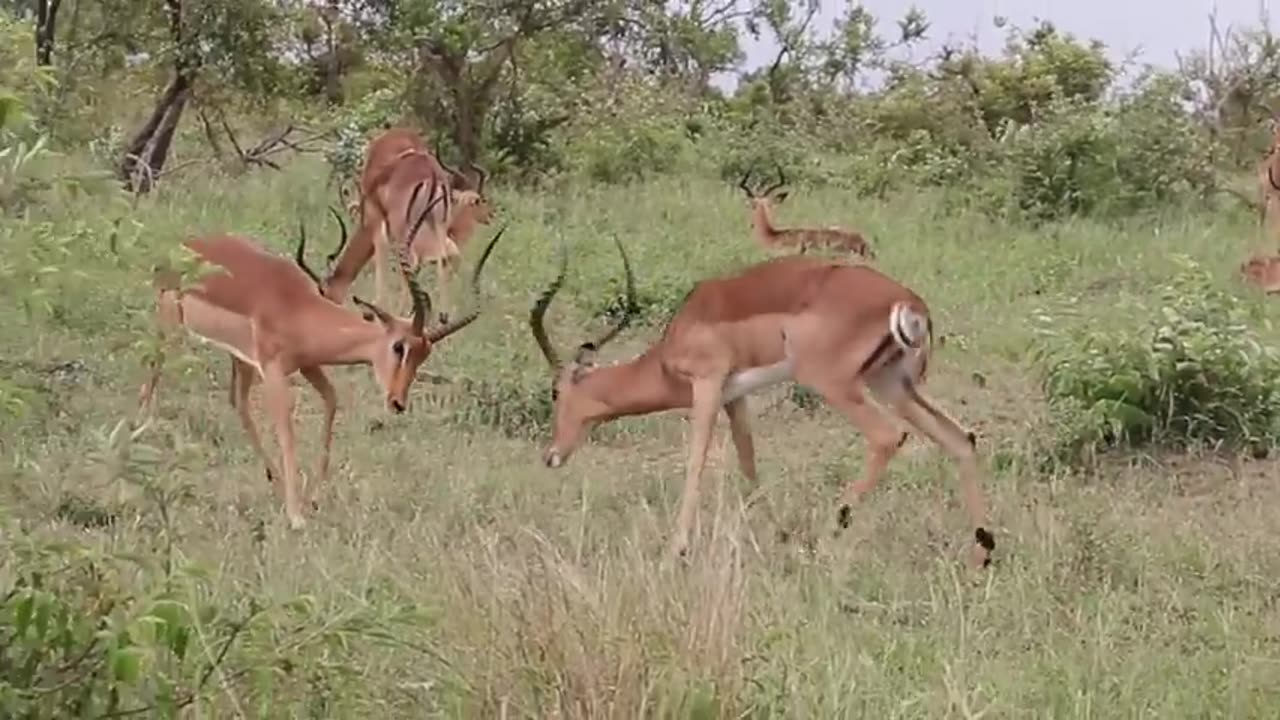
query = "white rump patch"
xmin=889 ymin=303 xmax=928 ymax=349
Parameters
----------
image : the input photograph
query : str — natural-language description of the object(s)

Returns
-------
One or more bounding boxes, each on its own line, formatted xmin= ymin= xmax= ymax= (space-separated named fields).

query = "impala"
xmin=223 ymin=203 xmax=350 ymax=407
xmin=320 ymin=126 xmax=494 ymax=319
xmin=1257 ymin=111 xmax=1280 ymax=245
xmin=137 ymin=189 xmax=509 ymax=529
xmin=1240 ymin=252 xmax=1280 ymax=294
xmin=528 ymin=241 xmax=993 ymax=568
xmin=737 ymin=165 xmax=874 ymax=259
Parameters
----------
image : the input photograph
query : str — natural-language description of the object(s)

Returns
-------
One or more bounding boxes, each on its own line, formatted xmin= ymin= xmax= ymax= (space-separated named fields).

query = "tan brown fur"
xmin=1240 ymin=252 xmax=1280 ymax=294
xmin=738 ymin=165 xmax=874 ymax=259
xmin=529 ymin=247 xmax=992 ymax=569
xmin=139 ymin=202 xmax=508 ymax=530
xmin=323 ymin=127 xmax=494 ymax=318
xmin=1256 ymin=113 xmax=1280 ymax=246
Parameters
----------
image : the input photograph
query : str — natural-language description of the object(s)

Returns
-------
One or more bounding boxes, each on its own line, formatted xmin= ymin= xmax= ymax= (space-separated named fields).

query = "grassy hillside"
xmin=3 ymin=158 xmax=1280 ymax=717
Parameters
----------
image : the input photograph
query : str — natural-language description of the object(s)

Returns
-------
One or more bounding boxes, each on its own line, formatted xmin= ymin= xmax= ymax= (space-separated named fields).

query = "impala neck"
xmin=448 ymin=210 xmax=479 ymax=248
xmin=751 ymin=203 xmax=780 ymax=246
xmin=304 ymin=307 xmax=390 ymax=366
xmin=321 ymin=220 xmax=377 ymax=302
xmin=580 ymin=350 xmax=685 ymax=422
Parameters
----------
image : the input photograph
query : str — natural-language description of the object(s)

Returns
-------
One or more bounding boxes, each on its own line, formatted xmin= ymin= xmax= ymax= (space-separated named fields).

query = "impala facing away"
xmin=321 ymin=126 xmax=494 ymax=319
xmin=529 ymin=242 xmax=994 ymax=568
xmin=737 ymin=165 xmax=874 ymax=259
xmin=137 ymin=190 xmax=508 ymax=529
xmin=1240 ymin=252 xmax=1280 ymax=294
xmin=1257 ymin=110 xmax=1280 ymax=246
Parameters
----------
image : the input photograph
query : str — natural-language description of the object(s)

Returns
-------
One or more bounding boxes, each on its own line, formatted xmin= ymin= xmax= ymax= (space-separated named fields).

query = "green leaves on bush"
xmin=1033 ymin=257 xmax=1280 ymax=466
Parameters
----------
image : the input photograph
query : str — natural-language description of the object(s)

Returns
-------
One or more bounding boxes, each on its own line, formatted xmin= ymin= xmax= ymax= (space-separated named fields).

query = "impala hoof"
xmin=971 ymin=527 xmax=995 ymax=568
xmin=669 ymin=540 xmax=690 ymax=562
xmin=836 ymin=504 xmax=853 ymax=529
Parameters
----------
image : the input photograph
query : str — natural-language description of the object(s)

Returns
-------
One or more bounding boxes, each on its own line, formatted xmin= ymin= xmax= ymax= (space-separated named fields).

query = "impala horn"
xmin=397 ymin=180 xmax=447 ymax=335
xmin=470 ymin=163 xmax=489 ymax=195
xmin=353 ymin=180 xmax=444 ymax=333
xmin=574 ymin=235 xmax=637 ymax=365
xmin=737 ymin=166 xmax=756 ymax=197
xmin=294 ymin=221 xmax=322 ymax=286
xmin=761 ymin=163 xmax=788 ymax=197
xmin=324 ymin=205 xmax=349 ymax=269
xmin=426 ymin=222 xmax=509 ymax=343
xmin=529 ymin=238 xmax=571 ymax=369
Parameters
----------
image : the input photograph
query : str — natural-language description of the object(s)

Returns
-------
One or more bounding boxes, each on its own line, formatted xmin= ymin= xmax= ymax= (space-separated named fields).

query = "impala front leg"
xmin=670 ymin=377 xmax=725 ymax=559
xmin=231 ymin=357 xmax=279 ymax=485
xmin=724 ymin=397 xmax=757 ymax=485
xmin=300 ymin=366 xmax=337 ymax=509
xmin=262 ymin=365 xmax=306 ymax=530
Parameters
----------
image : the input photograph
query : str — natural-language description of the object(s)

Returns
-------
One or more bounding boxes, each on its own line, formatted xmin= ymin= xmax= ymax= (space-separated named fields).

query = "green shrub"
xmin=1033 ymin=257 xmax=1280 ymax=467
xmin=557 ymin=77 xmax=693 ymax=184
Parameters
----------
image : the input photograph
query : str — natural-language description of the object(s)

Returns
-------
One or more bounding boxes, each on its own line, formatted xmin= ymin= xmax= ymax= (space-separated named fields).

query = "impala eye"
xmin=551 ymin=386 xmax=559 ymax=401
xmin=391 ymin=340 xmax=405 ymax=358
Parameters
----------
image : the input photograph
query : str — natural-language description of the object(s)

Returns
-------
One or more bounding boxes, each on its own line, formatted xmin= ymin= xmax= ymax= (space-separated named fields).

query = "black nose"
xmin=391 ymin=400 xmax=405 ymax=414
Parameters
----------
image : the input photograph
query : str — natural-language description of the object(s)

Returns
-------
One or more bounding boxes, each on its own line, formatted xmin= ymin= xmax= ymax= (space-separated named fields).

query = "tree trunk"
xmin=421 ymin=39 xmax=513 ymax=167
xmin=450 ymin=94 xmax=482 ymax=166
xmin=118 ymin=74 xmax=192 ymax=194
xmin=35 ymin=0 xmax=62 ymax=66
xmin=117 ymin=0 xmax=194 ymax=195
xmin=323 ymin=53 xmax=344 ymax=106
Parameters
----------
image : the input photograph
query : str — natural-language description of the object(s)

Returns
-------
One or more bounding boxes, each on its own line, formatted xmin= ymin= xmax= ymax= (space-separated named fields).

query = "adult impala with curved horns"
xmin=1256 ymin=108 xmax=1280 ymax=247
xmin=529 ymin=242 xmax=994 ymax=568
xmin=137 ymin=191 xmax=509 ymax=530
xmin=737 ymin=164 xmax=874 ymax=259
xmin=320 ymin=126 xmax=494 ymax=317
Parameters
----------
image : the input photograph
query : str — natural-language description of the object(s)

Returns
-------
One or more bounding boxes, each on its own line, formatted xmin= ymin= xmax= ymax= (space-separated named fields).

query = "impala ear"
xmin=574 ymin=342 xmax=598 ymax=362
xmin=772 ymin=190 xmax=789 ymax=203
xmin=351 ymin=295 xmax=392 ymax=326
xmin=571 ymin=342 xmax=598 ymax=381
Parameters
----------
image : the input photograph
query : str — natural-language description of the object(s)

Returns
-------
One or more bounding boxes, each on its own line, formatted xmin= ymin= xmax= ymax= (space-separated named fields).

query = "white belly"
xmin=721 ymin=358 xmax=795 ymax=403
xmin=190 ymin=331 xmax=264 ymax=377
xmin=178 ymin=294 xmax=264 ymax=378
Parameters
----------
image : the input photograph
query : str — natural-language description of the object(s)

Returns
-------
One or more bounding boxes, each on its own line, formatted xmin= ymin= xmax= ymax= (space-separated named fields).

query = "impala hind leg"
xmin=262 ymin=367 xmax=306 ymax=530
xmin=869 ymin=375 xmax=993 ymax=568
xmin=724 ymin=397 xmax=758 ymax=485
xmin=299 ymin=366 xmax=337 ymax=509
xmin=230 ymin=357 xmax=279 ymax=485
xmin=670 ymin=378 xmax=725 ymax=559
xmin=812 ymin=382 xmax=909 ymax=530
xmin=373 ymin=231 xmax=388 ymax=309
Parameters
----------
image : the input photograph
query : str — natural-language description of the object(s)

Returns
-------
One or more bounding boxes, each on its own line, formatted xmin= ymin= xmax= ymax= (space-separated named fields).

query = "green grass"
xmin=4 ymin=158 xmax=1280 ymax=717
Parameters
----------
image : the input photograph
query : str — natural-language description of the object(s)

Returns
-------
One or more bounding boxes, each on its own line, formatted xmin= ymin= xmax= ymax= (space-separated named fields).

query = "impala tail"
xmin=888 ymin=302 xmax=929 ymax=350
xmin=858 ymin=300 xmax=934 ymax=388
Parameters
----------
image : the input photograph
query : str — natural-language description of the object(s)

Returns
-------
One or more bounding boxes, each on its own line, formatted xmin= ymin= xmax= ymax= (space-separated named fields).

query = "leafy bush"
xmin=557 ymin=76 xmax=695 ymax=184
xmin=975 ymin=77 xmax=1214 ymax=223
xmin=1033 ymin=257 xmax=1280 ymax=466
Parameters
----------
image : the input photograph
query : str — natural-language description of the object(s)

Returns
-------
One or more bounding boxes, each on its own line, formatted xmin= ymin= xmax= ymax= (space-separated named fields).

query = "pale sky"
xmin=726 ymin=0 xmax=1276 ymax=87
